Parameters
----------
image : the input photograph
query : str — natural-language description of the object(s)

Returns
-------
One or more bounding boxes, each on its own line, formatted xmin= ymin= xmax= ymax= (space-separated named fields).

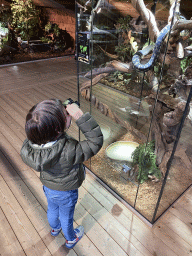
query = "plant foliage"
xmin=107 ymin=71 xmax=131 ymax=84
xmin=180 ymin=56 xmax=192 ymax=74
xmin=0 ymin=33 xmax=8 ymax=47
xmin=116 ymin=15 xmax=131 ymax=32
xmin=115 ymin=15 xmax=136 ymax=62
xmin=132 ymin=141 xmax=161 ymax=184
xmin=0 ymin=4 xmax=12 ymax=28
xmin=11 ymin=0 xmax=40 ymax=41
xmin=115 ymin=44 xmax=133 ymax=62
xmin=43 ymin=22 xmax=74 ymax=51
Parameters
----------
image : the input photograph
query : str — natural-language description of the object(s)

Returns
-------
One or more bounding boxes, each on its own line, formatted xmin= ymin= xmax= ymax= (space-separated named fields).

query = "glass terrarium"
xmin=75 ymin=0 xmax=192 ymax=224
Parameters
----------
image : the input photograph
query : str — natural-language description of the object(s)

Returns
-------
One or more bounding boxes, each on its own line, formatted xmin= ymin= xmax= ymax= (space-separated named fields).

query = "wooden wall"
xmin=45 ymin=8 xmax=75 ymax=48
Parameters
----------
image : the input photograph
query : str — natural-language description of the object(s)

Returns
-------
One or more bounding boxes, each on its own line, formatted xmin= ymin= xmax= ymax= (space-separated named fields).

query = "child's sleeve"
xmin=66 ymin=112 xmax=103 ymax=165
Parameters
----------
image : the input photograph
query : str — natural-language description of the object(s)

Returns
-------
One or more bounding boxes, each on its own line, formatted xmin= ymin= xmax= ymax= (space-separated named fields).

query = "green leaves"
xmin=109 ymin=71 xmax=132 ymax=85
xmin=45 ymin=22 xmax=52 ymax=33
xmin=115 ymin=44 xmax=132 ymax=62
xmin=0 ymin=33 xmax=8 ymax=48
xmin=116 ymin=15 xmax=131 ymax=31
xmin=11 ymin=0 xmax=40 ymax=41
xmin=132 ymin=141 xmax=161 ymax=184
xmin=180 ymin=57 xmax=192 ymax=74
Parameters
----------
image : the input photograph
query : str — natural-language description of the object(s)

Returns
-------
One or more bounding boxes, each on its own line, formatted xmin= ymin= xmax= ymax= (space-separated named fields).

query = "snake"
xmin=132 ymin=24 xmax=171 ymax=71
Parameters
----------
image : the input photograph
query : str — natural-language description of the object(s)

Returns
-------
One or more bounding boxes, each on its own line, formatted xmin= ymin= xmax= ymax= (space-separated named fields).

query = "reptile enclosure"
xmin=75 ymin=0 xmax=192 ymax=224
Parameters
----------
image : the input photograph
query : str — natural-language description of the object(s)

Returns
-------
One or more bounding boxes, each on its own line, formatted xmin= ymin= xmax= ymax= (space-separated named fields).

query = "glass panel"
xmin=81 ymin=0 xmax=145 ymax=208
xmin=154 ymin=91 xmax=192 ymax=221
xmin=130 ymin=0 xmax=186 ymax=221
xmin=86 ymin=0 xmax=163 ymax=214
xmin=76 ymin=0 xmax=192 ymax=223
xmin=76 ymin=2 xmax=92 ymax=167
xmin=134 ymin=87 xmax=164 ymax=221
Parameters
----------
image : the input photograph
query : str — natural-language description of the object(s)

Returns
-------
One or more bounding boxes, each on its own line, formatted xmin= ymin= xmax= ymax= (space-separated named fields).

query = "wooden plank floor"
xmin=0 ymin=56 xmax=192 ymax=256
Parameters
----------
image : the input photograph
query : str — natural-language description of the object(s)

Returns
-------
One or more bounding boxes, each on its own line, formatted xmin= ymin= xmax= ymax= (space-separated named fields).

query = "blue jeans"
xmin=43 ymin=186 xmax=78 ymax=241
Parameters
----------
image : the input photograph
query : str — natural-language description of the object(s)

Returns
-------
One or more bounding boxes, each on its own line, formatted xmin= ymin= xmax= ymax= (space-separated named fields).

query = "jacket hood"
xmin=20 ymin=135 xmax=66 ymax=172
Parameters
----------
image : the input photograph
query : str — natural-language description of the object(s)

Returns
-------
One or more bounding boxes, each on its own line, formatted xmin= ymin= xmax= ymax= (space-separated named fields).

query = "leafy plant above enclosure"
xmin=132 ymin=141 xmax=161 ymax=184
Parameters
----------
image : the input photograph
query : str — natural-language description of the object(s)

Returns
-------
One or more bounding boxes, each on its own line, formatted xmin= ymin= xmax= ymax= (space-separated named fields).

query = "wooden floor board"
xmin=0 ymin=106 xmax=25 ymax=141
xmin=160 ymin=210 xmax=192 ymax=246
xmin=78 ymin=189 xmax=149 ymax=256
xmin=169 ymin=196 xmax=192 ymax=224
xmin=0 ymin=174 xmax=51 ymax=256
xmin=82 ymin=176 xmax=153 ymax=256
xmin=0 ymin=207 xmax=26 ymax=256
xmin=0 ymin=95 xmax=26 ymax=123
xmin=1 ymin=94 xmax=28 ymax=117
xmin=84 ymin=173 xmax=179 ymax=256
xmin=0 ymin=57 xmax=192 ymax=255
xmin=75 ymin=203 xmax=128 ymax=256
xmin=153 ymin=222 xmax=192 ymax=256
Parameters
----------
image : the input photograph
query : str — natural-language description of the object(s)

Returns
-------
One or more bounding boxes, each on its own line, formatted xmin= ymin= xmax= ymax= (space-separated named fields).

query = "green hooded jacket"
xmin=20 ymin=112 xmax=103 ymax=191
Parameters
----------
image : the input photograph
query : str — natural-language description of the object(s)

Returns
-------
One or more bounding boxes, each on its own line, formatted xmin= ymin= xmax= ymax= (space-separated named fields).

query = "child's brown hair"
xmin=25 ymin=99 xmax=67 ymax=145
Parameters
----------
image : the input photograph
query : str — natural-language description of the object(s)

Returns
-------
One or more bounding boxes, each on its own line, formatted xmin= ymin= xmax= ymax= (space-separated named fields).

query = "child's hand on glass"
xmin=66 ymin=103 xmax=83 ymax=120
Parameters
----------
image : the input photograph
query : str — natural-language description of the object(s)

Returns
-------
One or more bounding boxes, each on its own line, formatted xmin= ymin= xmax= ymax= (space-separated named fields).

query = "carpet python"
xmin=132 ymin=24 xmax=171 ymax=71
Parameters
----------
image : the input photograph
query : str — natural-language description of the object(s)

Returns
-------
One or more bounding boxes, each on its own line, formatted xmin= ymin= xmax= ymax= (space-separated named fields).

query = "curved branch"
xmin=168 ymin=0 xmax=181 ymax=24
xmin=131 ymin=0 xmax=182 ymax=43
xmin=171 ymin=20 xmax=192 ymax=37
xmin=110 ymin=60 xmax=133 ymax=73
xmin=130 ymin=0 xmax=159 ymax=41
xmin=81 ymin=66 xmax=146 ymax=142
xmin=87 ymin=0 xmax=103 ymax=30
xmin=84 ymin=66 xmax=116 ymax=78
xmin=80 ymin=73 xmax=110 ymax=91
xmin=81 ymin=87 xmax=147 ymax=142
